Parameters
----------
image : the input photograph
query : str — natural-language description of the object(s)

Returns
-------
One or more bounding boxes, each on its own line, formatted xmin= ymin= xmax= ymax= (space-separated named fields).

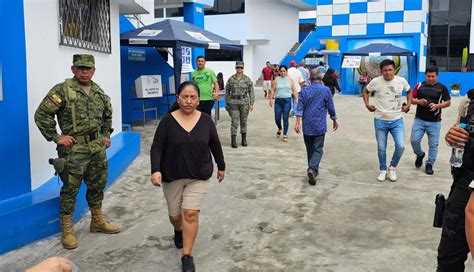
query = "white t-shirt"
xmin=287 ymin=67 xmax=304 ymax=93
xmin=366 ymin=75 xmax=411 ymax=120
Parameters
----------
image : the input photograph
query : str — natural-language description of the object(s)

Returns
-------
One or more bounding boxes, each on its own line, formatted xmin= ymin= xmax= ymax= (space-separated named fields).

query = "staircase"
xmin=280 ymin=30 xmax=318 ymax=66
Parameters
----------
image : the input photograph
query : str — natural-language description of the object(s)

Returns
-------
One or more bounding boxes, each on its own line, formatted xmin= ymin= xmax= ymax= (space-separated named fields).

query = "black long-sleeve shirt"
xmin=150 ymin=113 xmax=225 ymax=182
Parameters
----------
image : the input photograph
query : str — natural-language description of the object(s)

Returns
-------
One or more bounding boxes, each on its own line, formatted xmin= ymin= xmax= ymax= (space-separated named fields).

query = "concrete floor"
xmin=1 ymin=90 xmax=473 ymax=271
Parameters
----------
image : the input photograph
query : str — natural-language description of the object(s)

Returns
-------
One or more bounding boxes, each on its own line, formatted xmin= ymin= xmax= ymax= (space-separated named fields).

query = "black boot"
xmin=241 ymin=133 xmax=247 ymax=146
xmin=231 ymin=135 xmax=237 ymax=148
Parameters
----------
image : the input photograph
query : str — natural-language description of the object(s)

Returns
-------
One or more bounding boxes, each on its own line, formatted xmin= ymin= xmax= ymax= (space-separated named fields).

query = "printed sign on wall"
xmin=128 ymin=49 xmax=146 ymax=61
xmin=181 ymin=47 xmax=194 ymax=73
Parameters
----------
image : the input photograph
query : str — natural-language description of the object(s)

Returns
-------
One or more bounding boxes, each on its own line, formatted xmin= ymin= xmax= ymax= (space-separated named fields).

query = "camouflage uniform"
xmin=225 ymin=73 xmax=254 ymax=136
xmin=35 ymin=58 xmax=113 ymax=216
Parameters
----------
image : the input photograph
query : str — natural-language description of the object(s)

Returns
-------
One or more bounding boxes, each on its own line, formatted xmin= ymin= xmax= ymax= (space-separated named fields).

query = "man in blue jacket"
xmin=295 ymin=69 xmax=338 ymax=185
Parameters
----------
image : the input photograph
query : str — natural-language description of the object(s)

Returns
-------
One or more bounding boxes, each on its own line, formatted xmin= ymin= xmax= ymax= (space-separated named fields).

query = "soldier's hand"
xmin=217 ymin=170 xmax=225 ymax=183
xmin=249 ymin=105 xmax=254 ymax=112
xmin=57 ymin=135 xmax=76 ymax=149
xmin=151 ymin=172 xmax=162 ymax=187
xmin=105 ymin=137 xmax=111 ymax=148
xmin=446 ymin=125 xmax=469 ymax=148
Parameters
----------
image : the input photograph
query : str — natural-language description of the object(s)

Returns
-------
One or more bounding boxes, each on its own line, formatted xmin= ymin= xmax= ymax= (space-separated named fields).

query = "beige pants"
xmin=162 ymin=179 xmax=209 ymax=216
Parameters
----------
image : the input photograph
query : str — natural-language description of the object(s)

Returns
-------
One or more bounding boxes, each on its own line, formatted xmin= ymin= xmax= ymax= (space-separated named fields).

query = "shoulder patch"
xmin=48 ymin=94 xmax=63 ymax=107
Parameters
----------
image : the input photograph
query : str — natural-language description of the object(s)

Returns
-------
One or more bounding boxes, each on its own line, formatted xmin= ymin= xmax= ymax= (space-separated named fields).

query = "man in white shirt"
xmin=363 ymin=59 xmax=412 ymax=182
xmin=288 ymin=60 xmax=304 ymax=116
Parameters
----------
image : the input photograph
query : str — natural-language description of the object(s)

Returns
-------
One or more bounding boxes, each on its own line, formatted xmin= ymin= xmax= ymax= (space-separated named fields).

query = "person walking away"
xmin=191 ymin=56 xmax=219 ymax=116
xmin=288 ymin=60 xmax=305 ymax=116
xmin=358 ymin=71 xmax=371 ymax=96
xmin=322 ymin=68 xmax=341 ymax=96
xmin=297 ymin=61 xmax=310 ymax=86
xmin=410 ymin=66 xmax=451 ymax=175
xmin=295 ymin=69 xmax=338 ymax=185
xmin=363 ymin=59 xmax=412 ymax=182
xmin=150 ymin=81 xmax=225 ymax=272
xmin=34 ymin=54 xmax=120 ymax=250
xmin=316 ymin=61 xmax=327 ymax=77
xmin=269 ymin=65 xmax=298 ymax=142
xmin=261 ymin=61 xmax=274 ymax=98
xmin=225 ymin=61 xmax=255 ymax=148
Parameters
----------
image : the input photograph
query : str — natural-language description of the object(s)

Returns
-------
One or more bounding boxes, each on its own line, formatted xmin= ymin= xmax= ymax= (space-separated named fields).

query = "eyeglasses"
xmin=178 ymin=95 xmax=199 ymax=101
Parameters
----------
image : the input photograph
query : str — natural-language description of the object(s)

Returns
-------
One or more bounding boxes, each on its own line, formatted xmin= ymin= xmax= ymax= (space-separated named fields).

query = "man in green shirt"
xmin=191 ymin=56 xmax=219 ymax=116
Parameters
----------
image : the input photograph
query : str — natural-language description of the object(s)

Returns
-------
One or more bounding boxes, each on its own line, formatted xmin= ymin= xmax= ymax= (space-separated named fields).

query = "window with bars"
xmin=59 ymin=0 xmax=112 ymax=54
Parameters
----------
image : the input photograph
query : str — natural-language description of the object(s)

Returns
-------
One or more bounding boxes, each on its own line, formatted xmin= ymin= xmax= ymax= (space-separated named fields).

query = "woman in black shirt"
xmin=322 ymin=68 xmax=341 ymax=96
xmin=150 ymin=81 xmax=225 ymax=272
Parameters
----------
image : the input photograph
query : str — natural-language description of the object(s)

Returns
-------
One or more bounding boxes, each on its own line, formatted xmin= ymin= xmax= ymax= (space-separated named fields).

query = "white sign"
xmin=208 ymin=42 xmax=220 ymax=49
xmin=135 ymin=75 xmax=163 ymax=98
xmin=342 ymin=56 xmax=362 ymax=68
xmin=129 ymin=38 xmax=148 ymax=45
xmin=138 ymin=29 xmax=162 ymax=37
xmin=181 ymin=47 xmax=194 ymax=73
xmin=185 ymin=31 xmax=211 ymax=42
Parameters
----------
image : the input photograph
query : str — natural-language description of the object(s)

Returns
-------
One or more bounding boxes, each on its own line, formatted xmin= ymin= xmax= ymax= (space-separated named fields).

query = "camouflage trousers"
xmin=57 ymin=141 xmax=108 ymax=216
xmin=228 ymin=103 xmax=249 ymax=135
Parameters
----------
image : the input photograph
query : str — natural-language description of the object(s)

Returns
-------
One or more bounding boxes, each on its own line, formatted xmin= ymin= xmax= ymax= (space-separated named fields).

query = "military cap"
xmin=235 ymin=61 xmax=244 ymax=68
xmin=73 ymin=54 xmax=95 ymax=68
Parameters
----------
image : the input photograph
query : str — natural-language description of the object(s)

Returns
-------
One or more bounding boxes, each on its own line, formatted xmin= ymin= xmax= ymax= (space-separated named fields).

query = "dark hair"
xmin=168 ymin=81 xmax=200 ymax=113
xmin=468 ymin=89 xmax=474 ymax=99
xmin=380 ymin=59 xmax=396 ymax=70
xmin=279 ymin=65 xmax=288 ymax=71
xmin=217 ymin=72 xmax=224 ymax=90
xmin=196 ymin=55 xmax=205 ymax=62
xmin=425 ymin=66 xmax=438 ymax=75
xmin=266 ymin=61 xmax=271 ymax=64
xmin=319 ymin=61 xmax=324 ymax=66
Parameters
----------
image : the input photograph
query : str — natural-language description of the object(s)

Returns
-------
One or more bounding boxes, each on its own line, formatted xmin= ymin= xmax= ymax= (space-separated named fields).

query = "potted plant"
xmin=451 ymin=82 xmax=461 ymax=96
xmin=461 ymin=47 xmax=468 ymax=72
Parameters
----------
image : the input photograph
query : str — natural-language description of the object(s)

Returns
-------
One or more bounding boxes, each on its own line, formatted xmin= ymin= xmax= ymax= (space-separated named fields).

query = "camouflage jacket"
xmin=225 ymin=74 xmax=255 ymax=105
xmin=35 ymin=78 xmax=113 ymax=143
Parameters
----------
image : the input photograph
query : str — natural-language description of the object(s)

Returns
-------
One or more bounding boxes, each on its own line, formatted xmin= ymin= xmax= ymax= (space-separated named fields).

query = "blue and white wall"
xmin=312 ymin=0 xmax=429 ymax=93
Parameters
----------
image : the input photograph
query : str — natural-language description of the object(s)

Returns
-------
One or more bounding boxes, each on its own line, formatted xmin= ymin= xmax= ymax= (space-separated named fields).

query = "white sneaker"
xmin=388 ymin=166 xmax=397 ymax=182
xmin=377 ymin=171 xmax=386 ymax=182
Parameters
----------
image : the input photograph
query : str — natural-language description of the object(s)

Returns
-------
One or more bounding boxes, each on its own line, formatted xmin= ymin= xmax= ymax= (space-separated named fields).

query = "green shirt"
xmin=192 ymin=68 xmax=217 ymax=101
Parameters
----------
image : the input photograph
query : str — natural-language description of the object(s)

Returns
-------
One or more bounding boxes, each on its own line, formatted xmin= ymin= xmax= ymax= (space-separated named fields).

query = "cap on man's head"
xmin=73 ymin=54 xmax=95 ymax=68
xmin=289 ymin=60 xmax=296 ymax=67
xmin=235 ymin=61 xmax=244 ymax=68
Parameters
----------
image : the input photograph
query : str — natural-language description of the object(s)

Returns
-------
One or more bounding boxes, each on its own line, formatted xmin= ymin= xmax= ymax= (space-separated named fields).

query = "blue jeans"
xmin=374 ymin=118 xmax=405 ymax=171
xmin=410 ymin=117 xmax=441 ymax=166
xmin=274 ymin=97 xmax=292 ymax=135
xmin=292 ymin=94 xmax=297 ymax=114
xmin=304 ymin=134 xmax=325 ymax=172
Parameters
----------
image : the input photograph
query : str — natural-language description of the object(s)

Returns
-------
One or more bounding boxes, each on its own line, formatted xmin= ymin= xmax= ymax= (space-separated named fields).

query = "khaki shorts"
xmin=263 ymin=80 xmax=272 ymax=91
xmin=162 ymin=179 xmax=209 ymax=216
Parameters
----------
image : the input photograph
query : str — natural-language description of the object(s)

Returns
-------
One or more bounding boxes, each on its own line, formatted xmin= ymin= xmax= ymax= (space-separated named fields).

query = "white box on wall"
xmin=135 ymin=75 xmax=163 ymax=98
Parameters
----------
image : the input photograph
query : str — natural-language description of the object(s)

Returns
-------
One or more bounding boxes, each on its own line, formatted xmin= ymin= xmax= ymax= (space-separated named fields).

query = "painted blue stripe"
xmin=317 ymin=0 xmax=332 ymax=5
xmin=332 ymin=14 xmax=349 ymax=25
xmin=350 ymin=2 xmax=368 ymax=14
xmin=385 ymin=11 xmax=404 ymax=23
xmin=0 ymin=0 xmax=31 ymax=201
xmin=424 ymin=45 xmax=427 ymax=56
xmin=0 ymin=132 xmax=141 ymax=254
xmin=315 ymin=26 xmax=332 ymax=37
xmin=404 ymin=0 xmax=423 ymax=10
xmin=421 ymin=22 xmax=425 ymax=34
xmin=300 ymin=18 xmax=315 ymax=24
xmin=367 ymin=23 xmax=385 ymax=35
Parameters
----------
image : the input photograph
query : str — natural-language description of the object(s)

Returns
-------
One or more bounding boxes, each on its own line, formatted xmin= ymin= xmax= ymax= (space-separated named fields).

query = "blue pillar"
xmin=0 ymin=0 xmax=31 ymax=201
xmin=183 ymin=2 xmax=205 ymax=69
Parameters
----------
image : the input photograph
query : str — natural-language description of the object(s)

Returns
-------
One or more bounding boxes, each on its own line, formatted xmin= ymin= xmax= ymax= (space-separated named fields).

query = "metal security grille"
xmin=59 ymin=0 xmax=111 ymax=54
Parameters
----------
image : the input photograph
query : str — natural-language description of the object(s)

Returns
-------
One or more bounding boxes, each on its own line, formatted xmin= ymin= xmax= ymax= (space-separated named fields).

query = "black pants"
xmin=197 ymin=100 xmax=215 ymax=116
xmin=437 ymin=170 xmax=472 ymax=272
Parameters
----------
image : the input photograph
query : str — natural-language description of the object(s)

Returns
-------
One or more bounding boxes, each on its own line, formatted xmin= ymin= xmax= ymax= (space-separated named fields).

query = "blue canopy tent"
xmin=341 ymin=43 xmax=418 ymax=94
xmin=121 ymin=19 xmax=243 ymax=94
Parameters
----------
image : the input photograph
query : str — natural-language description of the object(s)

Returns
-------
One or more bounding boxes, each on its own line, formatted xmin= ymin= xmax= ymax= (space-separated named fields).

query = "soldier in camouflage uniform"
xmin=34 ymin=54 xmax=120 ymax=250
xmin=225 ymin=61 xmax=255 ymax=148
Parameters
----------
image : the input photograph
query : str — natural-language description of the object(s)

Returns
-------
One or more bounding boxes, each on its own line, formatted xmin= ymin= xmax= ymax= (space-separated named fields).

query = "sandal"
xmin=276 ymin=130 xmax=281 ymax=137
xmin=282 ymin=135 xmax=288 ymax=142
